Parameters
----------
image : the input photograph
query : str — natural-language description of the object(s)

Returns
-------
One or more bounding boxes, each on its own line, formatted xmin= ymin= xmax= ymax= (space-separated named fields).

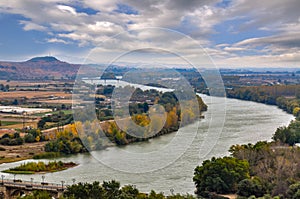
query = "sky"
xmin=0 ymin=0 xmax=299 ymax=68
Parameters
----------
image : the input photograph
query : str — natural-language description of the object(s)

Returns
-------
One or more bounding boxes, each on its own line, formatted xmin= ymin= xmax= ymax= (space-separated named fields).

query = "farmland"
xmin=0 ymin=80 xmax=74 ymax=132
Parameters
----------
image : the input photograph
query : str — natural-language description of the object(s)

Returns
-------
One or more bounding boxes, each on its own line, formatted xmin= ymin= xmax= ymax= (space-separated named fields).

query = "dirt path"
xmin=219 ymin=194 xmax=237 ymax=199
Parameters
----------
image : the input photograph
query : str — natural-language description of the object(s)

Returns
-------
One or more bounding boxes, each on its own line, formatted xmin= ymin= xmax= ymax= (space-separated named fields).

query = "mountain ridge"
xmin=0 ymin=56 xmax=79 ymax=80
xmin=26 ymin=56 xmax=60 ymax=63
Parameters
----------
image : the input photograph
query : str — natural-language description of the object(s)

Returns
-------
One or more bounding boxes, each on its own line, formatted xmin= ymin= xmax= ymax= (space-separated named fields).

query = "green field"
xmin=0 ymin=121 xmax=21 ymax=126
xmin=33 ymin=109 xmax=73 ymax=117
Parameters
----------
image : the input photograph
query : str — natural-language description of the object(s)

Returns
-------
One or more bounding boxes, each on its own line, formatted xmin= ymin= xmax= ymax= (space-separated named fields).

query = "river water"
xmin=0 ymin=95 xmax=294 ymax=195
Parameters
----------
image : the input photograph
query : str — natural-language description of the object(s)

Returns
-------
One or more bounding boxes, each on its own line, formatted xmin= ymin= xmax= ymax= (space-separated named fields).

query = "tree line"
xmin=226 ymin=85 xmax=300 ymax=117
xmin=18 ymin=180 xmax=196 ymax=199
xmin=44 ymin=91 xmax=207 ymax=154
xmin=193 ymin=141 xmax=300 ymax=199
xmin=0 ymin=129 xmax=46 ymax=146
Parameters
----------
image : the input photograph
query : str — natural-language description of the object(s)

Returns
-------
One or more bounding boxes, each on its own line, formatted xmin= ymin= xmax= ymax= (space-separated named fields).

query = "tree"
xmin=193 ymin=157 xmax=250 ymax=195
xmin=64 ymin=181 xmax=105 ymax=199
xmin=12 ymin=99 xmax=18 ymax=105
xmin=17 ymin=190 xmax=52 ymax=199
xmin=237 ymin=177 xmax=266 ymax=197
xmin=38 ymin=119 xmax=46 ymax=129
xmin=287 ymin=182 xmax=300 ymax=199
xmin=5 ymin=84 xmax=9 ymax=92
xmin=273 ymin=120 xmax=300 ymax=146
xmin=24 ymin=133 xmax=35 ymax=143
xmin=293 ymin=107 xmax=300 ymax=117
xmin=63 ymin=180 xmax=196 ymax=199
xmin=120 ymin=185 xmax=140 ymax=199
xmin=103 ymin=180 xmax=121 ymax=198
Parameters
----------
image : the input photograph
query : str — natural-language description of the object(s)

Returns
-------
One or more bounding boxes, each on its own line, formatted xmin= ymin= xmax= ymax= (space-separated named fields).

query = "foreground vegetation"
xmin=3 ymin=161 xmax=77 ymax=174
xmin=193 ymin=141 xmax=300 ymax=198
xmin=192 ymin=84 xmax=300 ymax=199
xmin=18 ymin=180 xmax=196 ymax=199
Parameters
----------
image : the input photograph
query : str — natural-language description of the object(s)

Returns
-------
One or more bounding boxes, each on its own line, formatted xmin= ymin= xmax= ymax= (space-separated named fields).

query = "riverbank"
xmin=226 ymin=86 xmax=300 ymax=117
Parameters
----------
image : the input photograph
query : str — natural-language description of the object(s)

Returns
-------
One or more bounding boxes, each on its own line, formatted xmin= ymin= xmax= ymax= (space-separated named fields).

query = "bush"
xmin=0 ymin=138 xmax=10 ymax=145
xmin=33 ymin=152 xmax=61 ymax=159
xmin=0 ymin=137 xmax=23 ymax=146
xmin=24 ymin=133 xmax=35 ymax=143
xmin=287 ymin=182 xmax=300 ymax=199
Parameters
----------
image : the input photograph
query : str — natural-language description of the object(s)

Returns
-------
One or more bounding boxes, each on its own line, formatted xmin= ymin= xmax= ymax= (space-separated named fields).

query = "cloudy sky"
xmin=0 ymin=0 xmax=299 ymax=67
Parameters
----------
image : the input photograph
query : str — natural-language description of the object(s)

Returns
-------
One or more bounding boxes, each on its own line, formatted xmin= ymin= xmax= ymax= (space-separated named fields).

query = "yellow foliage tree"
xmin=35 ymin=136 xmax=40 ymax=142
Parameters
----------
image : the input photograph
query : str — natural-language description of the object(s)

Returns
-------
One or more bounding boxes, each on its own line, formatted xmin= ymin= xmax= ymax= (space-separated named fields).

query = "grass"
xmin=33 ymin=152 xmax=61 ymax=159
xmin=0 ymin=156 xmax=28 ymax=164
xmin=32 ymin=112 xmax=52 ymax=117
xmin=0 ymin=121 xmax=21 ymax=126
xmin=0 ymin=121 xmax=37 ymax=129
xmin=2 ymin=170 xmax=34 ymax=174
xmin=33 ymin=109 xmax=73 ymax=117
xmin=45 ymin=122 xmax=56 ymax=126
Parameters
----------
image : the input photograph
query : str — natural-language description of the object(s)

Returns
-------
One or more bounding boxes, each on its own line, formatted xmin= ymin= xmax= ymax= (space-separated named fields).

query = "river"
xmin=0 ymin=95 xmax=294 ymax=195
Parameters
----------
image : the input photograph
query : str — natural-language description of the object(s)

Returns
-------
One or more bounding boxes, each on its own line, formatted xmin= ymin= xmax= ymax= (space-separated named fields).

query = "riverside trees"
xmin=63 ymin=180 xmax=196 ymax=199
xmin=193 ymin=157 xmax=250 ymax=196
xmin=273 ymin=120 xmax=300 ymax=145
xmin=193 ymin=137 xmax=300 ymax=198
xmin=226 ymin=85 xmax=300 ymax=117
xmin=44 ymin=88 xmax=207 ymax=154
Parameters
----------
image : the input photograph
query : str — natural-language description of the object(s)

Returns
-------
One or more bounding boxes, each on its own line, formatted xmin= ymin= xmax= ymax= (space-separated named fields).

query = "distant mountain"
xmin=0 ymin=56 xmax=80 ymax=80
xmin=26 ymin=56 xmax=60 ymax=62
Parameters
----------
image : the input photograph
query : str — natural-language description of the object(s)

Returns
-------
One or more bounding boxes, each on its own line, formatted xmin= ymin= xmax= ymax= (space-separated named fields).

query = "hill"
xmin=26 ymin=56 xmax=60 ymax=62
xmin=0 ymin=56 xmax=80 ymax=80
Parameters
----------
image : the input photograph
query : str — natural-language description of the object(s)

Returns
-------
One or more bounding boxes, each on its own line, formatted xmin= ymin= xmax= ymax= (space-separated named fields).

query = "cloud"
xmin=224 ymin=0 xmax=300 ymax=34
xmin=214 ymin=51 xmax=300 ymax=68
xmin=236 ymin=33 xmax=300 ymax=49
xmin=57 ymin=5 xmax=77 ymax=15
xmin=19 ymin=20 xmax=47 ymax=31
xmin=223 ymin=47 xmax=246 ymax=52
xmin=0 ymin=0 xmax=299 ymax=67
xmin=47 ymin=38 xmax=70 ymax=44
xmin=0 ymin=0 xmax=223 ymax=45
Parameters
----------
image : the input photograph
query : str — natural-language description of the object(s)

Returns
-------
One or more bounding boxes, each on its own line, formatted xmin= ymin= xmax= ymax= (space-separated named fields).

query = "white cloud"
xmin=83 ymin=0 xmax=118 ymax=12
xmin=214 ymin=51 xmax=300 ymax=68
xmin=223 ymin=47 xmax=246 ymax=52
xmin=57 ymin=5 xmax=77 ymax=15
xmin=47 ymin=38 xmax=70 ymax=44
xmin=19 ymin=20 xmax=47 ymax=31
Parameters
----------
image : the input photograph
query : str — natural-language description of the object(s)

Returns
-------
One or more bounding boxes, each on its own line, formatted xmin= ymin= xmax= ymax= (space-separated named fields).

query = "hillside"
xmin=0 ymin=56 xmax=80 ymax=80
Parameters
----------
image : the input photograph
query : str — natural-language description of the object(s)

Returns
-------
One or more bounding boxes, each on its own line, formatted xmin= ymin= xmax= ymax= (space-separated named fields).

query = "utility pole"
xmin=22 ymin=111 xmax=27 ymax=132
